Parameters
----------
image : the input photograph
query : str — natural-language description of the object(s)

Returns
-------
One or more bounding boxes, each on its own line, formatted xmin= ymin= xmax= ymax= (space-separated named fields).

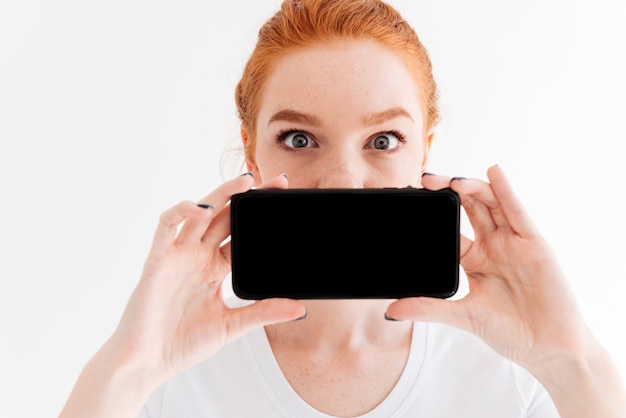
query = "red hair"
xmin=235 ymin=0 xmax=439 ymax=157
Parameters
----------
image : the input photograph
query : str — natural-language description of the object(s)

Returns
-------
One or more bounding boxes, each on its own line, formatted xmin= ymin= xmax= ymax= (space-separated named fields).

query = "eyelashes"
xmin=275 ymin=129 xmax=407 ymax=152
xmin=276 ymin=129 xmax=317 ymax=150
xmin=382 ymin=129 xmax=406 ymax=141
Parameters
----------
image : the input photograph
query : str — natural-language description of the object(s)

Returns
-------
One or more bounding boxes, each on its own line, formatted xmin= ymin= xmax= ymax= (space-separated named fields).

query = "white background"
xmin=1 ymin=0 xmax=625 ymax=416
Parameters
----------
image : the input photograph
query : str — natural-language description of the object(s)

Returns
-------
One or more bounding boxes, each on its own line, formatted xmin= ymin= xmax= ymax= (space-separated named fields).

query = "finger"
xmin=202 ymin=206 xmax=232 ymax=247
xmin=200 ymin=172 xmax=257 ymax=210
xmin=256 ymin=173 xmax=289 ymax=190
xmin=224 ymin=298 xmax=307 ymax=341
xmin=174 ymin=204 xmax=216 ymax=244
xmin=450 ymin=177 xmax=511 ymax=234
xmin=385 ymin=297 xmax=473 ymax=334
xmin=450 ymin=177 xmax=499 ymax=208
xmin=220 ymin=240 xmax=232 ymax=264
xmin=487 ymin=166 xmax=539 ymax=237
xmin=460 ymin=233 xmax=473 ymax=260
xmin=420 ymin=172 xmax=452 ymax=190
xmin=202 ymin=173 xmax=290 ymax=245
xmin=151 ymin=201 xmax=206 ymax=256
xmin=176 ymin=173 xmax=256 ymax=244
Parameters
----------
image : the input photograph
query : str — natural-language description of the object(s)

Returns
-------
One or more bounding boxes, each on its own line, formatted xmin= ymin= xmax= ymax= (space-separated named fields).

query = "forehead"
xmin=257 ymin=39 xmax=425 ymax=128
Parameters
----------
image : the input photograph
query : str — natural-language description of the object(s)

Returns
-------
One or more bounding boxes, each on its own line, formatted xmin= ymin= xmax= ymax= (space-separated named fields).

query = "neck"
xmin=265 ymin=299 xmax=412 ymax=350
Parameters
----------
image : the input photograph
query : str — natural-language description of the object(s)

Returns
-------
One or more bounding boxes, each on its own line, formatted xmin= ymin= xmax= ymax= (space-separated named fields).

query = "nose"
xmin=315 ymin=151 xmax=364 ymax=189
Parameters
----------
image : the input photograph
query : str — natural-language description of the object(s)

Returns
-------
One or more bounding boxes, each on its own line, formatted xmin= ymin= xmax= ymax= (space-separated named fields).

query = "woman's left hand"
xmin=385 ymin=165 xmax=591 ymax=371
xmin=387 ymin=165 xmax=626 ymax=417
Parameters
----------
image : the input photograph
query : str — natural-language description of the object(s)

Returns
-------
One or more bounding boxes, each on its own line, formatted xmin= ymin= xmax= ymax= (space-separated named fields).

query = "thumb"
xmin=224 ymin=298 xmax=307 ymax=341
xmin=386 ymin=297 xmax=473 ymax=334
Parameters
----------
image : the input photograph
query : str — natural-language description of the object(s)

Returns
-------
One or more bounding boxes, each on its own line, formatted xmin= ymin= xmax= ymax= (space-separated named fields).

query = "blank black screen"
xmin=230 ymin=188 xmax=459 ymax=299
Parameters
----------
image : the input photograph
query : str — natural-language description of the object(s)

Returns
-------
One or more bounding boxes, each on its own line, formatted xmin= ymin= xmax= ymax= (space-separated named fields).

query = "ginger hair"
xmin=235 ymin=0 xmax=439 ymax=157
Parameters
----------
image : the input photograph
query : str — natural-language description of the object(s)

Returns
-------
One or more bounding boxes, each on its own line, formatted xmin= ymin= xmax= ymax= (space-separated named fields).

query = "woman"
xmin=59 ymin=0 xmax=625 ymax=417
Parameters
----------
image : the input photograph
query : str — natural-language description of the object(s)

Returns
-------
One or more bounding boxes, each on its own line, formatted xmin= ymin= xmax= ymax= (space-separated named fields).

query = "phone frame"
xmin=230 ymin=187 xmax=460 ymax=300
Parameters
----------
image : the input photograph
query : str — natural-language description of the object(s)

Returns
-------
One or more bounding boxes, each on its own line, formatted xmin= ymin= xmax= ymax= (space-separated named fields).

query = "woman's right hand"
xmin=113 ymin=173 xmax=306 ymax=383
xmin=59 ymin=173 xmax=305 ymax=418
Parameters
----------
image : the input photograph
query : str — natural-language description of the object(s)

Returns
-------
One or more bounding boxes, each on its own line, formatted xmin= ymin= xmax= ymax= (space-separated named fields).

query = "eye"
xmin=366 ymin=131 xmax=403 ymax=151
xmin=279 ymin=131 xmax=317 ymax=149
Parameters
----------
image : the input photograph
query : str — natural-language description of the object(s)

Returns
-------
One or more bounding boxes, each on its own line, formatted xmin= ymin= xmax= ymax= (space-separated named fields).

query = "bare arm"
xmin=528 ymin=340 xmax=626 ymax=418
xmin=58 ymin=335 xmax=156 ymax=418
xmin=58 ymin=174 xmax=305 ymax=418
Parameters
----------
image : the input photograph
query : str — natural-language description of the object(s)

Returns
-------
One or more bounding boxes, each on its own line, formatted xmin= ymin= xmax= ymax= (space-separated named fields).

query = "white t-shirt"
xmin=138 ymin=299 xmax=559 ymax=418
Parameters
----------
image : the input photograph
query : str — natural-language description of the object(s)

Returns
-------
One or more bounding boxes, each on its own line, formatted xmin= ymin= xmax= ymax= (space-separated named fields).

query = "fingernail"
xmin=197 ymin=204 xmax=213 ymax=209
xmin=422 ymin=172 xmax=435 ymax=177
xmin=450 ymin=177 xmax=466 ymax=182
xmin=281 ymin=173 xmax=288 ymax=180
xmin=294 ymin=310 xmax=308 ymax=321
xmin=241 ymin=172 xmax=254 ymax=177
xmin=384 ymin=313 xmax=399 ymax=321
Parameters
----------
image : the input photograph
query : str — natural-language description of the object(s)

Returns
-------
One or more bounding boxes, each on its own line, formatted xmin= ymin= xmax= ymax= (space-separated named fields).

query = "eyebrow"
xmin=362 ymin=107 xmax=414 ymax=126
xmin=267 ymin=106 xmax=413 ymax=127
xmin=268 ymin=109 xmax=322 ymax=127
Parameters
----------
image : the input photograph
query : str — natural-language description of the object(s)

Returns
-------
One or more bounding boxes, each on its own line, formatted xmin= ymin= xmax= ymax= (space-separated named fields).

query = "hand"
xmin=109 ymin=173 xmax=306 ymax=384
xmin=386 ymin=165 xmax=591 ymax=371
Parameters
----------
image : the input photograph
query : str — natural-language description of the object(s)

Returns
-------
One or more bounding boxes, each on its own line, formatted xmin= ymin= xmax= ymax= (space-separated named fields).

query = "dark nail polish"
xmin=241 ymin=172 xmax=254 ymax=177
xmin=384 ymin=313 xmax=399 ymax=321
xmin=294 ymin=310 xmax=308 ymax=321
xmin=422 ymin=172 xmax=435 ymax=177
xmin=450 ymin=177 xmax=466 ymax=182
xmin=197 ymin=204 xmax=213 ymax=209
xmin=281 ymin=173 xmax=288 ymax=180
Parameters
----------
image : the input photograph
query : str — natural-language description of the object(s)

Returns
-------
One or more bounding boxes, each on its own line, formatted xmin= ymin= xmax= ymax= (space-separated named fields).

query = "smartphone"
xmin=230 ymin=187 xmax=460 ymax=299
